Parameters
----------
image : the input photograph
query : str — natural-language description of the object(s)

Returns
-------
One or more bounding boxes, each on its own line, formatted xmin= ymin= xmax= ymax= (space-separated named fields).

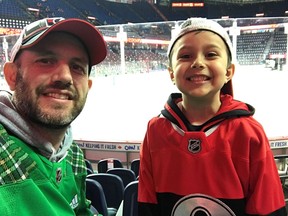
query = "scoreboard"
xmin=171 ymin=1 xmax=204 ymax=8
xmin=169 ymin=0 xmax=207 ymax=17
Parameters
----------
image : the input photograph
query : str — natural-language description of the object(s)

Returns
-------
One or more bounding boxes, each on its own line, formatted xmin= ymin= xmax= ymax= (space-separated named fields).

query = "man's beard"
xmin=13 ymin=72 xmax=87 ymax=129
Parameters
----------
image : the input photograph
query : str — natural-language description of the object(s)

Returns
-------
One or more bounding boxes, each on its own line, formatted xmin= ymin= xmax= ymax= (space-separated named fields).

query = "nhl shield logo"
xmin=188 ymin=139 xmax=201 ymax=153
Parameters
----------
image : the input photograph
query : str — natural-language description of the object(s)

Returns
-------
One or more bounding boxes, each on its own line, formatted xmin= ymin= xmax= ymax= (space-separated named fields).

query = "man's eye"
xmin=71 ymin=64 xmax=86 ymax=75
xmin=37 ymin=58 xmax=53 ymax=64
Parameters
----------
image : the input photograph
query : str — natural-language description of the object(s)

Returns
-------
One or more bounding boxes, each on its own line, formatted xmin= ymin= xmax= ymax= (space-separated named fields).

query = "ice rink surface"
xmin=71 ymin=64 xmax=288 ymax=142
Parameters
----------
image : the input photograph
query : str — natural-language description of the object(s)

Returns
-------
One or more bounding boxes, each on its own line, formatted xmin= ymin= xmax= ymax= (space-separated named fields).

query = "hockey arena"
xmin=0 ymin=0 xmax=288 ymax=213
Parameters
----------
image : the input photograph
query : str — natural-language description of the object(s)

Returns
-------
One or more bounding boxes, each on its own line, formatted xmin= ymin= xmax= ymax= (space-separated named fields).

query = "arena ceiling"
xmin=205 ymin=0 xmax=284 ymax=4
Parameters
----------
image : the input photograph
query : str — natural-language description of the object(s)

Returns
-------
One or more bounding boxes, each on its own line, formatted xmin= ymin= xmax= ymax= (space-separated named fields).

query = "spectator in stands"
xmin=0 ymin=17 xmax=106 ymax=215
xmin=138 ymin=18 xmax=287 ymax=216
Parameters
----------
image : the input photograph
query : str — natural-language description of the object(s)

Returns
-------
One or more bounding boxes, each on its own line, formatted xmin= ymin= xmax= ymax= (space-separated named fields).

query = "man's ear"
xmin=226 ymin=63 xmax=235 ymax=82
xmin=168 ymin=67 xmax=175 ymax=84
xmin=3 ymin=62 xmax=18 ymax=91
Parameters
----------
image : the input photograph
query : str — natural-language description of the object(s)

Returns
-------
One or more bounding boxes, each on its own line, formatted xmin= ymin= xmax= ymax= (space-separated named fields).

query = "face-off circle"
xmin=171 ymin=194 xmax=236 ymax=216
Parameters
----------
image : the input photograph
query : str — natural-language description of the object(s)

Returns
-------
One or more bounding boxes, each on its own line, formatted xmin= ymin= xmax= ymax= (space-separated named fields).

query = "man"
xmin=0 ymin=17 xmax=106 ymax=215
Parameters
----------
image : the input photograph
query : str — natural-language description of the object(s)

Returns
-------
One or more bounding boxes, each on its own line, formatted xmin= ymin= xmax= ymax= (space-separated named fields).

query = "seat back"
xmin=130 ymin=159 xmax=140 ymax=178
xmin=87 ymin=173 xmax=125 ymax=210
xmin=107 ymin=168 xmax=136 ymax=187
xmin=123 ymin=180 xmax=139 ymax=216
xmin=97 ymin=158 xmax=123 ymax=173
xmin=85 ymin=159 xmax=94 ymax=174
xmin=85 ymin=178 xmax=109 ymax=216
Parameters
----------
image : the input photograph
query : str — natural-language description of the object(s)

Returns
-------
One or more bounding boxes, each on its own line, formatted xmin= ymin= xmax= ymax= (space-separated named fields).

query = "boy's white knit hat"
xmin=167 ymin=18 xmax=233 ymax=60
xmin=167 ymin=18 xmax=234 ymax=96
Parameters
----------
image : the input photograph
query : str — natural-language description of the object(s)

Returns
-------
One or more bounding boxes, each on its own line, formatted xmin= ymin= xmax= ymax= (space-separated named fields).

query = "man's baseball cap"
xmin=167 ymin=18 xmax=234 ymax=96
xmin=10 ymin=17 xmax=107 ymax=67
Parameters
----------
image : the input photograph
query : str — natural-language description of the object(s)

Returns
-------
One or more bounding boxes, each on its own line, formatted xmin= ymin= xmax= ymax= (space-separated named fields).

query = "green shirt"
xmin=0 ymin=124 xmax=92 ymax=216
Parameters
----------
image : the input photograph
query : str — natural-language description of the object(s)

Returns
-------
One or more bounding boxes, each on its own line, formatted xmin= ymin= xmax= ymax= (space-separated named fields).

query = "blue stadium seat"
xmin=107 ymin=168 xmax=136 ymax=187
xmin=86 ymin=178 xmax=118 ymax=216
xmin=87 ymin=173 xmax=124 ymax=211
xmin=130 ymin=158 xmax=140 ymax=178
xmin=123 ymin=180 xmax=139 ymax=216
xmin=97 ymin=158 xmax=123 ymax=173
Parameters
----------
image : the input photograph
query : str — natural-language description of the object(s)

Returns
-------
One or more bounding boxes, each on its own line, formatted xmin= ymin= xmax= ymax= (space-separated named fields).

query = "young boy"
xmin=138 ymin=18 xmax=287 ymax=216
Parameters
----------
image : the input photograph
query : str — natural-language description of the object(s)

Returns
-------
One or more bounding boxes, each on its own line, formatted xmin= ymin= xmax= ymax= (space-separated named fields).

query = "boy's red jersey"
xmin=138 ymin=93 xmax=287 ymax=216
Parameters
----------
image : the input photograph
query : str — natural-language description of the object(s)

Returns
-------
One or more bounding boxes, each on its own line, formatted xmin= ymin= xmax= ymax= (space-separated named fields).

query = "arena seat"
xmin=107 ymin=168 xmax=136 ymax=187
xmin=123 ymin=180 xmax=139 ymax=216
xmin=97 ymin=158 xmax=123 ymax=173
xmin=86 ymin=178 xmax=118 ymax=216
xmin=87 ymin=173 xmax=125 ymax=211
xmin=130 ymin=158 xmax=140 ymax=179
xmin=85 ymin=159 xmax=94 ymax=174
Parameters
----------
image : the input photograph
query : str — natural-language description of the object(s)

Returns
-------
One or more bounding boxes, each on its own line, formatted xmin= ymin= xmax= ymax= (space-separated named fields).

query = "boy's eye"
xmin=179 ymin=54 xmax=191 ymax=59
xmin=206 ymin=52 xmax=218 ymax=58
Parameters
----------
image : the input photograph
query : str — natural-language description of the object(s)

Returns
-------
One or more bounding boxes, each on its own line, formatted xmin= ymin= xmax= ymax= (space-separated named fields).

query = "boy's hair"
xmin=167 ymin=18 xmax=234 ymax=96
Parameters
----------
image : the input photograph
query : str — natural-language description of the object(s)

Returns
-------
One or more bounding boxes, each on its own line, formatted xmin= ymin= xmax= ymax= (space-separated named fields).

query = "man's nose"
xmin=51 ymin=63 xmax=73 ymax=86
